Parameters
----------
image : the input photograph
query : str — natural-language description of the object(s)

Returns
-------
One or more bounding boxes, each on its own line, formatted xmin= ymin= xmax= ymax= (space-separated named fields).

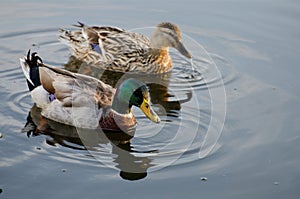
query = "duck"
xmin=20 ymin=50 xmax=160 ymax=131
xmin=59 ymin=22 xmax=192 ymax=73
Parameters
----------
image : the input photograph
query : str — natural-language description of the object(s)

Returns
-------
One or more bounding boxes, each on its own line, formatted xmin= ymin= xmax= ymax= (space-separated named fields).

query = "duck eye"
xmin=145 ymin=104 xmax=149 ymax=109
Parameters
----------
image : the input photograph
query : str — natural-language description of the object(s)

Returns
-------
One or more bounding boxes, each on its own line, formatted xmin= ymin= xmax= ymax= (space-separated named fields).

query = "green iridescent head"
xmin=112 ymin=78 xmax=160 ymax=123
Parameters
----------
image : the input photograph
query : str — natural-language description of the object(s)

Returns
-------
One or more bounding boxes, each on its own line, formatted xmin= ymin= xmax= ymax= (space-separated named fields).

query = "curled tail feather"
xmin=20 ymin=50 xmax=43 ymax=91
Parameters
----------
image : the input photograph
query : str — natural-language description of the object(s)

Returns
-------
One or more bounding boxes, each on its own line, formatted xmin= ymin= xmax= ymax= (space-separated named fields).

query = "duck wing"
xmin=39 ymin=63 xmax=115 ymax=129
xmin=39 ymin=63 xmax=115 ymax=108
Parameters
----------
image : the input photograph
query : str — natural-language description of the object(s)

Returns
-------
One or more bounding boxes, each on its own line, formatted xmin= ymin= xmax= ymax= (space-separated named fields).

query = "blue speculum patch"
xmin=91 ymin=44 xmax=102 ymax=54
xmin=49 ymin=93 xmax=56 ymax=102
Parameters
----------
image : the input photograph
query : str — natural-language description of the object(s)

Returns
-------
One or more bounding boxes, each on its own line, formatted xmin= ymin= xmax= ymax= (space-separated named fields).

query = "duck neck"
xmin=112 ymin=96 xmax=132 ymax=115
xmin=150 ymin=40 xmax=170 ymax=52
xmin=149 ymin=47 xmax=169 ymax=58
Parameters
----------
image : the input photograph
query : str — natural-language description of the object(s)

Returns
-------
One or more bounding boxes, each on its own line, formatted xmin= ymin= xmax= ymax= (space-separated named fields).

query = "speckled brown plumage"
xmin=59 ymin=22 xmax=191 ymax=73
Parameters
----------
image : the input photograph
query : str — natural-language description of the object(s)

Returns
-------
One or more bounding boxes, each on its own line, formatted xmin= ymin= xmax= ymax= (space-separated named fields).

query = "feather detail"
xmin=42 ymin=100 xmax=103 ymax=129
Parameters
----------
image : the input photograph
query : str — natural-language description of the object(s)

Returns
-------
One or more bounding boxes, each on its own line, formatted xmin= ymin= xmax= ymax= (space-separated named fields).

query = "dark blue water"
xmin=0 ymin=0 xmax=300 ymax=198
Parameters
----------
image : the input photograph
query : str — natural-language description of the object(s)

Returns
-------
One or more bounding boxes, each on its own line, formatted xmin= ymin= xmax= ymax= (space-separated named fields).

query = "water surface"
xmin=0 ymin=0 xmax=300 ymax=198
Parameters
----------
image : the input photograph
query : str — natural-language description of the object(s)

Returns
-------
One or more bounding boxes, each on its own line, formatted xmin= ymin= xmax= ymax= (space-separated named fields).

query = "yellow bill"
xmin=139 ymin=98 xmax=160 ymax=123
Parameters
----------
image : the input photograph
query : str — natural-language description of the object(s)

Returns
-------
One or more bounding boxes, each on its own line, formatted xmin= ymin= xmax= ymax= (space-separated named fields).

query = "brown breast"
xmin=99 ymin=110 xmax=137 ymax=133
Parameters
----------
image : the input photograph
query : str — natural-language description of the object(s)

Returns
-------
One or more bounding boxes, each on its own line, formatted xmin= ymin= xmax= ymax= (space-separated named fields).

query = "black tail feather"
xmin=25 ymin=50 xmax=43 ymax=91
xmin=26 ymin=50 xmax=43 ymax=67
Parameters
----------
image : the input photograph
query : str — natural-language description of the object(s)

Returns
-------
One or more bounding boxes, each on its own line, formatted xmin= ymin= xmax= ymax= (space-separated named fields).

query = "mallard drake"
xmin=20 ymin=50 xmax=160 ymax=131
xmin=59 ymin=22 xmax=192 ymax=73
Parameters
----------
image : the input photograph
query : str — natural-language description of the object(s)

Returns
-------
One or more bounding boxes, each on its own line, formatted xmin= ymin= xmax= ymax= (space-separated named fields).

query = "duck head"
xmin=112 ymin=78 xmax=160 ymax=123
xmin=150 ymin=22 xmax=192 ymax=58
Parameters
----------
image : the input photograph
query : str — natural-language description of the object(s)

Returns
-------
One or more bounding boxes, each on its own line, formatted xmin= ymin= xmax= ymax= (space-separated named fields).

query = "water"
xmin=1 ymin=0 xmax=300 ymax=198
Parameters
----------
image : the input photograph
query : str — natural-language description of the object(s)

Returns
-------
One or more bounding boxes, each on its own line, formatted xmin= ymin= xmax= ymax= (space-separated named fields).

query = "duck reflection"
xmin=22 ymin=104 xmax=151 ymax=181
xmin=64 ymin=56 xmax=192 ymax=118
